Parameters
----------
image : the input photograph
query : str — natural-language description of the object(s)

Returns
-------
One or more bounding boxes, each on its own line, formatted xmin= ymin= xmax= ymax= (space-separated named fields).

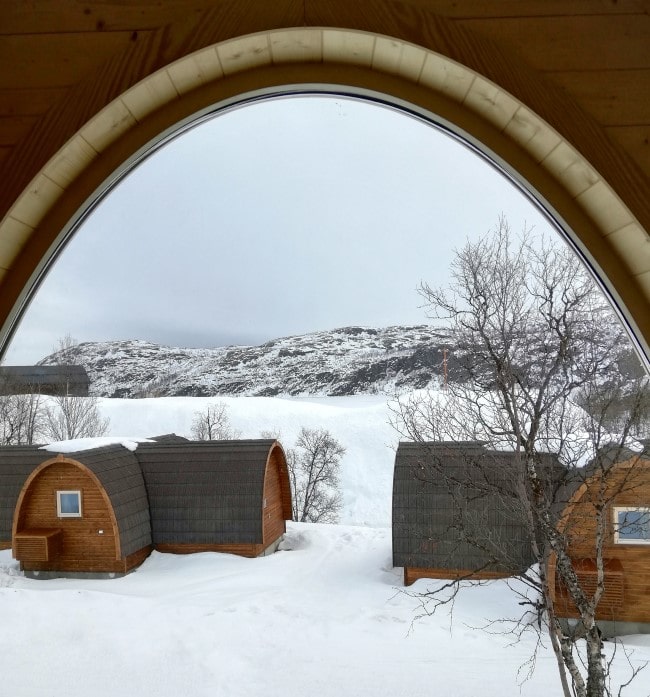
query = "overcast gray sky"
xmin=6 ymin=95 xmax=557 ymax=364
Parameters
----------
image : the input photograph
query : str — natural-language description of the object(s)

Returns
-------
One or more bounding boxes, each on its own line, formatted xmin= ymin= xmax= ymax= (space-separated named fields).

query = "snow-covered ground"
xmin=1 ymin=523 xmax=649 ymax=696
xmin=4 ymin=394 xmax=649 ymax=695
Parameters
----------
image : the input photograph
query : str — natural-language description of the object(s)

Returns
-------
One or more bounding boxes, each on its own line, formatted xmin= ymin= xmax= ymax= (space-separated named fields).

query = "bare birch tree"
xmin=286 ymin=427 xmax=344 ymax=523
xmin=390 ymin=217 xmax=649 ymax=697
xmin=43 ymin=335 xmax=109 ymax=441
xmin=191 ymin=402 xmax=239 ymax=440
xmin=0 ymin=390 xmax=45 ymax=444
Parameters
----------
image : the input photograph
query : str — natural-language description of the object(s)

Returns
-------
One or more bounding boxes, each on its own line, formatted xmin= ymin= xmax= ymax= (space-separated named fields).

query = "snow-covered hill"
xmin=39 ymin=325 xmax=456 ymax=398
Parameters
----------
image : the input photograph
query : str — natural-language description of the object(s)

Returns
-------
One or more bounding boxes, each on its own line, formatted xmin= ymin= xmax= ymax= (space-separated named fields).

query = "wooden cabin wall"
xmin=15 ymin=462 xmax=124 ymax=573
xmin=404 ymin=566 xmax=512 ymax=586
xmin=549 ymin=464 xmax=650 ymax=624
xmin=155 ymin=542 xmax=265 ymax=558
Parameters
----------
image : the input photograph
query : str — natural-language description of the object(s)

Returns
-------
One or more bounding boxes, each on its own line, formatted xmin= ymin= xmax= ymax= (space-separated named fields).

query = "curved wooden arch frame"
xmin=12 ymin=454 xmax=122 ymax=561
xmin=264 ymin=440 xmax=293 ymax=522
xmin=0 ymin=27 xmax=648 ymax=364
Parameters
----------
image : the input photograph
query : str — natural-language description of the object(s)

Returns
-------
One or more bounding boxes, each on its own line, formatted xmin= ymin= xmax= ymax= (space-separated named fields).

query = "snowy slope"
xmin=99 ymin=394 xmax=398 ymax=527
xmin=1 ymin=523 xmax=648 ymax=697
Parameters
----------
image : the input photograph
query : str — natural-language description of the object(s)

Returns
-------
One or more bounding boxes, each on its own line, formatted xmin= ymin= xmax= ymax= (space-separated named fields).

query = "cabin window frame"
xmin=613 ymin=506 xmax=650 ymax=545
xmin=56 ymin=490 xmax=82 ymax=518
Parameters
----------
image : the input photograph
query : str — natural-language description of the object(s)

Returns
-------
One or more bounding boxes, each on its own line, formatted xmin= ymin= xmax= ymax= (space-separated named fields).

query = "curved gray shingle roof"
xmin=392 ymin=442 xmax=549 ymax=575
xmin=135 ymin=439 xmax=278 ymax=545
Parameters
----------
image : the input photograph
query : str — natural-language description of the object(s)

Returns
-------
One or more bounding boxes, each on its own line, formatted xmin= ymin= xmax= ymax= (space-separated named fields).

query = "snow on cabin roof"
xmin=40 ymin=436 xmax=155 ymax=453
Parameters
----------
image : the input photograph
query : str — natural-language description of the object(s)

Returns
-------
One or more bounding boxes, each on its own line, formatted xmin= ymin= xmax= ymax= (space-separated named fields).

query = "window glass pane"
xmin=59 ymin=492 xmax=80 ymax=515
xmin=617 ymin=509 xmax=650 ymax=540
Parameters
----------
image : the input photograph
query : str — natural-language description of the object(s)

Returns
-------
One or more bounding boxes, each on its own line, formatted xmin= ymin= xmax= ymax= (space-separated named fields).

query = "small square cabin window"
xmin=614 ymin=507 xmax=650 ymax=545
xmin=57 ymin=490 xmax=82 ymax=518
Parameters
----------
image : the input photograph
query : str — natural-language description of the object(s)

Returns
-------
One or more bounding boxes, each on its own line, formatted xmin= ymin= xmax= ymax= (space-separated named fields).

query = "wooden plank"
xmin=0 ymin=1 xmax=218 ymax=34
xmin=404 ymin=566 xmax=511 ymax=586
xmin=457 ymin=14 xmax=650 ymax=72
xmin=416 ymin=0 xmax=649 ymax=18
xmin=0 ymin=32 xmax=152 ymax=89
xmin=0 ymin=87 xmax=66 ymax=116
xmin=606 ymin=126 xmax=650 ymax=174
xmin=262 ymin=449 xmax=286 ymax=546
xmin=553 ymin=70 xmax=650 ymax=127
xmin=155 ymin=542 xmax=264 ymax=558
xmin=0 ymin=0 xmax=645 ymax=39
xmin=21 ymin=557 xmax=127 ymax=573
xmin=0 ymin=115 xmax=38 ymax=145
xmin=151 ymin=0 xmax=304 ymax=64
xmin=125 ymin=544 xmax=152 ymax=571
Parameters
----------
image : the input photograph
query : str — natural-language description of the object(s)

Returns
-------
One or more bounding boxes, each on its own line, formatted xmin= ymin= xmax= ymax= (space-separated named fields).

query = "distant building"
xmin=0 ymin=365 xmax=89 ymax=396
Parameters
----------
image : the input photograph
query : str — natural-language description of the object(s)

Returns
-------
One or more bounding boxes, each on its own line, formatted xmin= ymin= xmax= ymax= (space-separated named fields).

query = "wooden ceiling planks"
xmin=456 ymin=14 xmax=650 ymax=72
xmin=407 ymin=0 xmax=649 ymax=18
xmin=0 ymin=1 xmax=217 ymax=34
xmin=0 ymin=1 xmax=647 ymax=211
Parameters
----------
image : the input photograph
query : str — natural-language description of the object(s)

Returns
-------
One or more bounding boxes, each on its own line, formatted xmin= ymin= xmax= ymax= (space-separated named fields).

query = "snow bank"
xmin=1 ymin=522 xmax=648 ymax=697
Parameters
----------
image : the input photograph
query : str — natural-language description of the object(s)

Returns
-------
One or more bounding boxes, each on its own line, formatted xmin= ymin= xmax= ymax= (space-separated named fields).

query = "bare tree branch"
xmin=390 ymin=217 xmax=649 ymax=697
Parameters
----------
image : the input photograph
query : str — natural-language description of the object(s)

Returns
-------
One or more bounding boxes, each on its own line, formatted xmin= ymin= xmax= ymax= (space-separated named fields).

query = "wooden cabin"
xmin=548 ymin=451 xmax=650 ymax=635
xmin=135 ymin=439 xmax=292 ymax=557
xmin=9 ymin=445 xmax=152 ymax=578
xmin=392 ymin=441 xmax=561 ymax=586
xmin=0 ymin=437 xmax=293 ymax=577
